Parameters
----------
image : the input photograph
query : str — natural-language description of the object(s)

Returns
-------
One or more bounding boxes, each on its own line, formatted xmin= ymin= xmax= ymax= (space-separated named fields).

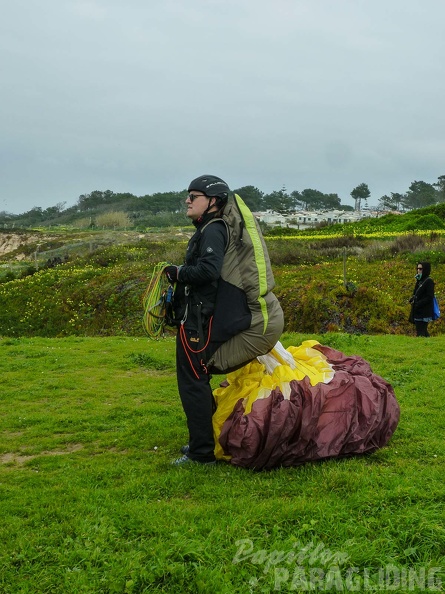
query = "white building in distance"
xmin=255 ymin=208 xmax=384 ymax=230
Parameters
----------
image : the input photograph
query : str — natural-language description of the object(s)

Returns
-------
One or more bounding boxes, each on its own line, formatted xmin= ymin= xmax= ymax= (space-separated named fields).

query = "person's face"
xmin=417 ymin=264 xmax=423 ymax=275
xmin=185 ymin=192 xmax=214 ymax=220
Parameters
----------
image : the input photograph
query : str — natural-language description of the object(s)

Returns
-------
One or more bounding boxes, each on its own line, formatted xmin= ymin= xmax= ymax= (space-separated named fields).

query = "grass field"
xmin=1 ymin=332 xmax=444 ymax=593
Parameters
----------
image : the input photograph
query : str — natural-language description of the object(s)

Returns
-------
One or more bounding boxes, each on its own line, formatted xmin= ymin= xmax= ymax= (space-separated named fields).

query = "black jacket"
xmin=173 ymin=213 xmax=228 ymax=329
xmin=410 ymin=262 xmax=435 ymax=320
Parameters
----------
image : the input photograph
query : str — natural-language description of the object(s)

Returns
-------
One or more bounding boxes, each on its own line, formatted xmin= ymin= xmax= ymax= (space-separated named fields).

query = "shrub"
xmin=0 ymin=270 xmax=15 ymax=283
xmin=263 ymin=226 xmax=298 ymax=237
xmin=136 ymin=212 xmax=187 ymax=228
xmin=267 ymin=240 xmax=318 ymax=265
xmin=73 ymin=217 xmax=95 ymax=229
xmin=18 ymin=265 xmax=37 ymax=278
xmin=309 ymin=236 xmax=365 ymax=249
xmin=359 ymin=241 xmax=392 ymax=263
xmin=278 ymin=279 xmax=409 ymax=336
xmin=96 ymin=211 xmax=132 ymax=229
xmin=390 ymin=234 xmax=425 ymax=254
xmin=404 ymin=214 xmax=445 ymax=231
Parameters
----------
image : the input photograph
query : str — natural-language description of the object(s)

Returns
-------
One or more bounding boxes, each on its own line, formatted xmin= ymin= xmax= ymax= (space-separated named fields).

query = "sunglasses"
xmin=417 ymin=267 xmax=423 ymax=270
xmin=187 ymin=193 xmax=207 ymax=202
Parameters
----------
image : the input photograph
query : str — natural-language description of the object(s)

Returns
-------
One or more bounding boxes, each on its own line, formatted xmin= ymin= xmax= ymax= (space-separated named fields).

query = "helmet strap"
xmin=196 ymin=196 xmax=217 ymax=223
xmin=203 ymin=196 xmax=217 ymax=214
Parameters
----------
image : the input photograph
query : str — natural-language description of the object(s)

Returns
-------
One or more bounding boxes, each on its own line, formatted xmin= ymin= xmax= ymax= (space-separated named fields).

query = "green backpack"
xmin=202 ymin=193 xmax=276 ymax=343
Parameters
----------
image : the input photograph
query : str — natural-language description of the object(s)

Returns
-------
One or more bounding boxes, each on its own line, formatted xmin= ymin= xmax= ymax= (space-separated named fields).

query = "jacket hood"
xmin=419 ymin=261 xmax=431 ymax=279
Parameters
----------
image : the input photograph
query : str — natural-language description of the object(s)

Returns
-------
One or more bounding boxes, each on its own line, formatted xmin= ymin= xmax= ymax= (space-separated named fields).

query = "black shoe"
xmin=180 ymin=444 xmax=189 ymax=455
xmin=171 ymin=454 xmax=216 ymax=466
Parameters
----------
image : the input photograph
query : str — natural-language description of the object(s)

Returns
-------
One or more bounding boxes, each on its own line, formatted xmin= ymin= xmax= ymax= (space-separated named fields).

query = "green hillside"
xmin=1 ymin=225 xmax=444 ymax=338
xmin=268 ymin=203 xmax=445 ymax=237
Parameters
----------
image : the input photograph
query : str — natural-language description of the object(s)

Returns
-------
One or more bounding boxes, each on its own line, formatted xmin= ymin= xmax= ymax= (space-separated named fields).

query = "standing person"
xmin=409 ymin=261 xmax=435 ymax=337
xmin=164 ymin=175 xmax=228 ymax=466
xmin=164 ymin=174 xmax=283 ymax=466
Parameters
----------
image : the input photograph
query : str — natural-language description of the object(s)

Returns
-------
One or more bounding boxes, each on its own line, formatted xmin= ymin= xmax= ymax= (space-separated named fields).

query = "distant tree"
xmin=262 ymin=189 xmax=294 ymax=214
xmin=350 ymin=183 xmax=370 ymax=211
xmin=0 ymin=211 xmax=17 ymax=226
xmin=290 ymin=190 xmax=304 ymax=210
xmin=42 ymin=202 xmax=67 ymax=220
xmin=136 ymin=211 xmax=189 ymax=228
xmin=379 ymin=195 xmax=391 ymax=210
xmin=378 ymin=192 xmax=405 ymax=211
xmin=77 ymin=190 xmax=117 ymax=211
xmin=139 ymin=191 xmax=186 ymax=214
xmin=233 ymin=186 xmax=264 ymax=211
xmin=112 ymin=192 xmax=140 ymax=210
xmin=279 ymin=189 xmax=341 ymax=211
xmin=299 ymin=189 xmax=326 ymax=210
xmin=323 ymin=193 xmax=342 ymax=209
xmin=19 ymin=207 xmax=45 ymax=225
xmin=433 ymin=175 xmax=445 ymax=202
xmin=402 ymin=180 xmax=437 ymax=210
xmin=55 ymin=201 xmax=66 ymax=212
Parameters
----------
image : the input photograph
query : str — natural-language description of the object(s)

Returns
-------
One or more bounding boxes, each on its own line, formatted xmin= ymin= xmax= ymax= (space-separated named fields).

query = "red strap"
xmin=179 ymin=316 xmax=213 ymax=379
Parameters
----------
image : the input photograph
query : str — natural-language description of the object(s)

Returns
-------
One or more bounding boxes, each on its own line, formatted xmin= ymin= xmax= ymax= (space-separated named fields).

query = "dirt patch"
xmin=0 ymin=233 xmax=44 ymax=257
xmin=2 ymin=431 xmax=24 ymax=438
xmin=0 ymin=443 xmax=84 ymax=466
xmin=1 ymin=453 xmax=35 ymax=465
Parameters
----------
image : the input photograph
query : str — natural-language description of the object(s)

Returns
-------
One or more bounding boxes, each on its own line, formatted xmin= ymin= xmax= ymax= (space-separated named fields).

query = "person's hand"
xmin=164 ymin=265 xmax=179 ymax=284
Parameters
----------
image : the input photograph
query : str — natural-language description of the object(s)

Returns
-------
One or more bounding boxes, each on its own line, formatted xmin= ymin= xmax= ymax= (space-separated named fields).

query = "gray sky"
xmin=1 ymin=0 xmax=444 ymax=214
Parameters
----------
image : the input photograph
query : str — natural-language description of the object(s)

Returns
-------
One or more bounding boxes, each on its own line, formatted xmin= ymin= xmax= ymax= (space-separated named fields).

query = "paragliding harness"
xmin=174 ymin=192 xmax=276 ymax=378
xmin=143 ymin=193 xmax=275 ymax=377
xmin=171 ymin=223 xmax=228 ymax=379
xmin=177 ymin=291 xmax=215 ymax=379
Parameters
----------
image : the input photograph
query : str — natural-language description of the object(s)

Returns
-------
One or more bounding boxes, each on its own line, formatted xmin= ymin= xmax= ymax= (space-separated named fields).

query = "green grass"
xmin=1 ymin=333 xmax=444 ymax=593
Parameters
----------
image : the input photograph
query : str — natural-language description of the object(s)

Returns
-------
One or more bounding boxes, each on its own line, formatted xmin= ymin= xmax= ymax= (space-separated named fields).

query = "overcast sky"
xmin=1 ymin=0 xmax=444 ymax=214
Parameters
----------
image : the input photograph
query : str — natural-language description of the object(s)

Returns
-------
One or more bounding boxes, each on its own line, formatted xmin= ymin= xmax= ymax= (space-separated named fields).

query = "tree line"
xmin=378 ymin=176 xmax=445 ymax=211
xmin=73 ymin=185 xmax=351 ymax=215
xmin=1 ymin=175 xmax=444 ymax=228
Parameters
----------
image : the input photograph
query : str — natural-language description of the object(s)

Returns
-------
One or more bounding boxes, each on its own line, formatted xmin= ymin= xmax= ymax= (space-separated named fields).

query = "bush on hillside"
xmin=266 ymin=237 xmax=365 ymax=266
xmin=390 ymin=234 xmax=425 ymax=253
xmin=133 ymin=212 xmax=187 ymax=229
xmin=404 ymin=214 xmax=445 ymax=231
xmin=96 ymin=211 xmax=132 ymax=229
xmin=0 ymin=270 xmax=15 ymax=283
xmin=414 ymin=202 xmax=445 ymax=219
xmin=309 ymin=236 xmax=365 ymax=249
xmin=278 ymin=279 xmax=408 ymax=335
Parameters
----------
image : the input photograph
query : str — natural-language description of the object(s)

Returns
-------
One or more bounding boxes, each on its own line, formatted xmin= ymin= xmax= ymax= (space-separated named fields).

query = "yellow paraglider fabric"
xmin=212 ymin=340 xmax=335 ymax=460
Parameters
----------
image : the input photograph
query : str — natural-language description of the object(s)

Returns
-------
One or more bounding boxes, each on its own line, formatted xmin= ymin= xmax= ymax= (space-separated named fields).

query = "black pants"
xmin=415 ymin=321 xmax=430 ymax=337
xmin=176 ymin=328 xmax=216 ymax=462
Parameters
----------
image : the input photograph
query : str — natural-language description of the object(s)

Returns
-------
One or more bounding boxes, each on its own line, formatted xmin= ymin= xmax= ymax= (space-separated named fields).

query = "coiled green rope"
xmin=142 ymin=262 xmax=171 ymax=338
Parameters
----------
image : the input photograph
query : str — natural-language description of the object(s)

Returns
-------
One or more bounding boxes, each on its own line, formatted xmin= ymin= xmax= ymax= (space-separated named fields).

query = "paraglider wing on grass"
xmin=214 ymin=342 xmax=400 ymax=471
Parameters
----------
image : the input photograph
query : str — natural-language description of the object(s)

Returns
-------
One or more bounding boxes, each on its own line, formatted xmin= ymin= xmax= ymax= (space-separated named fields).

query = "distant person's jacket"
xmin=411 ymin=262 xmax=434 ymax=320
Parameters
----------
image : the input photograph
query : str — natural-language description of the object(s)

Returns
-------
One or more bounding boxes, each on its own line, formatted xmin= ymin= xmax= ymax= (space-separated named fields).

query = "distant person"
xmin=409 ymin=261 xmax=434 ymax=337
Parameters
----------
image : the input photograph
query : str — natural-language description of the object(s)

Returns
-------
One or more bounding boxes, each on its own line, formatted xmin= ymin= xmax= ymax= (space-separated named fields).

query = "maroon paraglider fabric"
xmin=216 ymin=343 xmax=400 ymax=471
